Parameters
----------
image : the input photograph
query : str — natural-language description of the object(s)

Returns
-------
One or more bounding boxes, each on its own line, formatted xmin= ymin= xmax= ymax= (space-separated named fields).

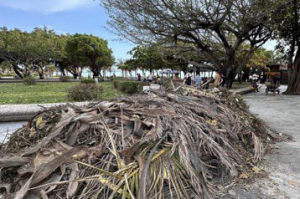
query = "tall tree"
xmin=101 ymin=0 xmax=275 ymax=88
xmin=65 ymin=34 xmax=114 ymax=78
xmin=129 ymin=45 xmax=167 ymax=72
xmin=28 ymin=27 xmax=66 ymax=79
xmin=273 ymin=0 xmax=300 ymax=94
xmin=0 ymin=27 xmax=31 ymax=78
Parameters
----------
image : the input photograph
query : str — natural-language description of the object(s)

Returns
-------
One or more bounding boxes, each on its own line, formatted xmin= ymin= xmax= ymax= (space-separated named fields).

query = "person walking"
xmin=194 ymin=72 xmax=202 ymax=88
xmin=214 ymin=72 xmax=222 ymax=87
xmin=147 ymin=72 xmax=153 ymax=85
xmin=185 ymin=73 xmax=192 ymax=86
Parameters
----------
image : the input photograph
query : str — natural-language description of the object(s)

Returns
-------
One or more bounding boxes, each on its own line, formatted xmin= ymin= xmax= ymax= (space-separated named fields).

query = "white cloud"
xmin=0 ymin=0 xmax=92 ymax=14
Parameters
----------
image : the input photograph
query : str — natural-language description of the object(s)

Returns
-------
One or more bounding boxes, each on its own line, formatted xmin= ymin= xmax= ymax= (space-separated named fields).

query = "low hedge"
xmin=23 ymin=76 xmax=36 ymax=85
xmin=59 ymin=76 xmax=69 ymax=82
xmin=113 ymin=79 xmax=147 ymax=94
xmin=68 ymin=84 xmax=102 ymax=101
xmin=81 ymin=78 xmax=95 ymax=84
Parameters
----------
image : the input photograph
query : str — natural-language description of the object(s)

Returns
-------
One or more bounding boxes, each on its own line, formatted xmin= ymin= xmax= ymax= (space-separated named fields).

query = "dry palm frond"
xmin=0 ymin=89 xmax=277 ymax=199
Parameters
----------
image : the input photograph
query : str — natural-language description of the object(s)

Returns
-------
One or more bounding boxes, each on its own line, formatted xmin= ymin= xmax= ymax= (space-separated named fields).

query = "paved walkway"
xmin=230 ymin=85 xmax=300 ymax=198
xmin=0 ymin=121 xmax=27 ymax=143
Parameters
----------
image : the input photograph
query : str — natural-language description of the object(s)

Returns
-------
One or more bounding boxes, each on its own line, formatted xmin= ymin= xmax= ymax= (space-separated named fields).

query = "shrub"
xmin=81 ymin=78 xmax=95 ymax=84
xmin=113 ymin=80 xmax=120 ymax=89
xmin=113 ymin=79 xmax=147 ymax=94
xmin=118 ymin=81 xmax=142 ymax=94
xmin=59 ymin=76 xmax=69 ymax=82
xmin=68 ymin=84 xmax=103 ymax=101
xmin=23 ymin=76 xmax=36 ymax=85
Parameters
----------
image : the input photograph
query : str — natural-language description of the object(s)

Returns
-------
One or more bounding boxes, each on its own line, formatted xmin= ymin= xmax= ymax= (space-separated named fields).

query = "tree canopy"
xmin=0 ymin=28 xmax=114 ymax=79
xmin=65 ymin=34 xmax=114 ymax=78
xmin=101 ymin=0 xmax=277 ymax=88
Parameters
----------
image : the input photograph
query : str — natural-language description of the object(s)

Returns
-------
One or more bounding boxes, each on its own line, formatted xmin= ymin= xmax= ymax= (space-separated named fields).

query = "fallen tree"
xmin=0 ymin=89 xmax=280 ymax=199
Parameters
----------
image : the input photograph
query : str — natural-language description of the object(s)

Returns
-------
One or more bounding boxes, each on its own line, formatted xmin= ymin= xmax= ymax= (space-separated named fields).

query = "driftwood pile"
xmin=0 ymin=89 xmax=278 ymax=199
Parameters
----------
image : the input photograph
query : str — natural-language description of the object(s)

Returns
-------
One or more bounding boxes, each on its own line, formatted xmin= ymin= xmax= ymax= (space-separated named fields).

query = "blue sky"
xmin=0 ymin=0 xmax=134 ymax=61
xmin=0 ymin=0 xmax=275 ymax=62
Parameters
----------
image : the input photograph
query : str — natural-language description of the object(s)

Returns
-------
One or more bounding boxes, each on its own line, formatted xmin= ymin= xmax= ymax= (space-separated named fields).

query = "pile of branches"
xmin=0 ymin=89 xmax=278 ymax=199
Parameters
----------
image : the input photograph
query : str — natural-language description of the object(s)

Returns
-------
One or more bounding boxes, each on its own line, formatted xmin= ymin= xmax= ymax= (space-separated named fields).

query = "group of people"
xmin=183 ymin=72 xmax=203 ymax=87
xmin=137 ymin=73 xmax=153 ymax=85
xmin=172 ymin=72 xmax=209 ymax=89
xmin=135 ymin=71 xmax=214 ymax=89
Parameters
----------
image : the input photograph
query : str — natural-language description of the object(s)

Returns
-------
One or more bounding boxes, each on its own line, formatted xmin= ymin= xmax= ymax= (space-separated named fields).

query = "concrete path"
xmin=230 ymin=87 xmax=252 ymax=95
xmin=229 ymin=85 xmax=300 ymax=198
xmin=0 ymin=121 xmax=27 ymax=143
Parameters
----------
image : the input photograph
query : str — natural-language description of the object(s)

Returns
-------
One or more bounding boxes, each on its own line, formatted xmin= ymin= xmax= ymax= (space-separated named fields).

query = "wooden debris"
xmin=0 ymin=90 xmax=278 ymax=199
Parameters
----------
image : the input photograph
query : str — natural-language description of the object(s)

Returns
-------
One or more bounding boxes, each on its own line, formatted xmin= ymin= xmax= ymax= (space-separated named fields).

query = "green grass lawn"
xmin=0 ymin=82 xmax=125 ymax=104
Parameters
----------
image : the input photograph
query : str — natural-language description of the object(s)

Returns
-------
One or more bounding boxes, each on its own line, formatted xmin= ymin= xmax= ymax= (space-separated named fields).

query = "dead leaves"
xmin=36 ymin=115 xmax=47 ymax=130
xmin=252 ymin=166 xmax=261 ymax=174
xmin=0 ymin=91 xmax=276 ymax=199
xmin=240 ymin=173 xmax=250 ymax=179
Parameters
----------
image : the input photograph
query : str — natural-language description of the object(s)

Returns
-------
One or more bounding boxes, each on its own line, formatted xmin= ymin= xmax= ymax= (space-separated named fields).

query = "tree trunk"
xmin=222 ymin=66 xmax=236 ymax=89
xmin=92 ymin=68 xmax=100 ymax=78
xmin=285 ymin=48 xmax=300 ymax=94
xmin=12 ymin=63 xmax=23 ymax=79
xmin=226 ymin=72 xmax=236 ymax=89
xmin=224 ymin=51 xmax=236 ymax=89
xmin=37 ymin=65 xmax=45 ymax=79
xmin=73 ymin=73 xmax=78 ymax=79
xmin=39 ymin=73 xmax=44 ymax=79
xmin=60 ymin=68 xmax=66 ymax=76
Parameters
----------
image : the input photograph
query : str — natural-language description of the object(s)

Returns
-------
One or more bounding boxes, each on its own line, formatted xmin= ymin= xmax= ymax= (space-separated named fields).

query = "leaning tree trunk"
xmin=38 ymin=72 xmax=45 ymax=79
xmin=285 ymin=48 xmax=300 ymax=94
xmin=36 ymin=64 xmax=45 ymax=79
xmin=73 ymin=73 xmax=78 ymax=79
xmin=12 ymin=63 xmax=24 ymax=79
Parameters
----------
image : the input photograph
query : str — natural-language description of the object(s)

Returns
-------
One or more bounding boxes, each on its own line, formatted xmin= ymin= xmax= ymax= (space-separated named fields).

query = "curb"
xmin=0 ymin=102 xmax=89 ymax=122
xmin=230 ymin=87 xmax=253 ymax=95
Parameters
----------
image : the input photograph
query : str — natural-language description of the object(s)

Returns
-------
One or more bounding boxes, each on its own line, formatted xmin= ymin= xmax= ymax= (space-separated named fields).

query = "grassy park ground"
xmin=0 ymin=81 xmax=249 ymax=104
xmin=0 ymin=82 xmax=125 ymax=104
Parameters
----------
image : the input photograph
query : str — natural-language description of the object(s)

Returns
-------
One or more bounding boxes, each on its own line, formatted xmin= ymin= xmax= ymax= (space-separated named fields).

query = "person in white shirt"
xmin=147 ymin=73 xmax=153 ymax=85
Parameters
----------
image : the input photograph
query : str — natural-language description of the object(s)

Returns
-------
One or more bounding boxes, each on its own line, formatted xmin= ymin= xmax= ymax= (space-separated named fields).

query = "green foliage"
xmin=0 ymin=27 xmax=68 ymax=79
xmin=113 ymin=79 xmax=144 ymax=94
xmin=59 ymin=76 xmax=69 ymax=82
xmin=112 ymin=77 xmax=128 ymax=89
xmin=0 ymin=61 xmax=11 ymax=72
xmin=68 ymin=84 xmax=103 ymax=101
xmin=0 ymin=27 xmax=113 ymax=79
xmin=23 ymin=76 xmax=36 ymax=85
xmin=0 ymin=28 xmax=30 ymax=65
xmin=128 ymin=45 xmax=167 ymax=71
xmin=29 ymin=27 xmax=67 ymax=63
xmin=247 ymin=47 xmax=274 ymax=68
xmin=65 ymin=34 xmax=114 ymax=76
xmin=80 ymin=78 xmax=95 ymax=84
